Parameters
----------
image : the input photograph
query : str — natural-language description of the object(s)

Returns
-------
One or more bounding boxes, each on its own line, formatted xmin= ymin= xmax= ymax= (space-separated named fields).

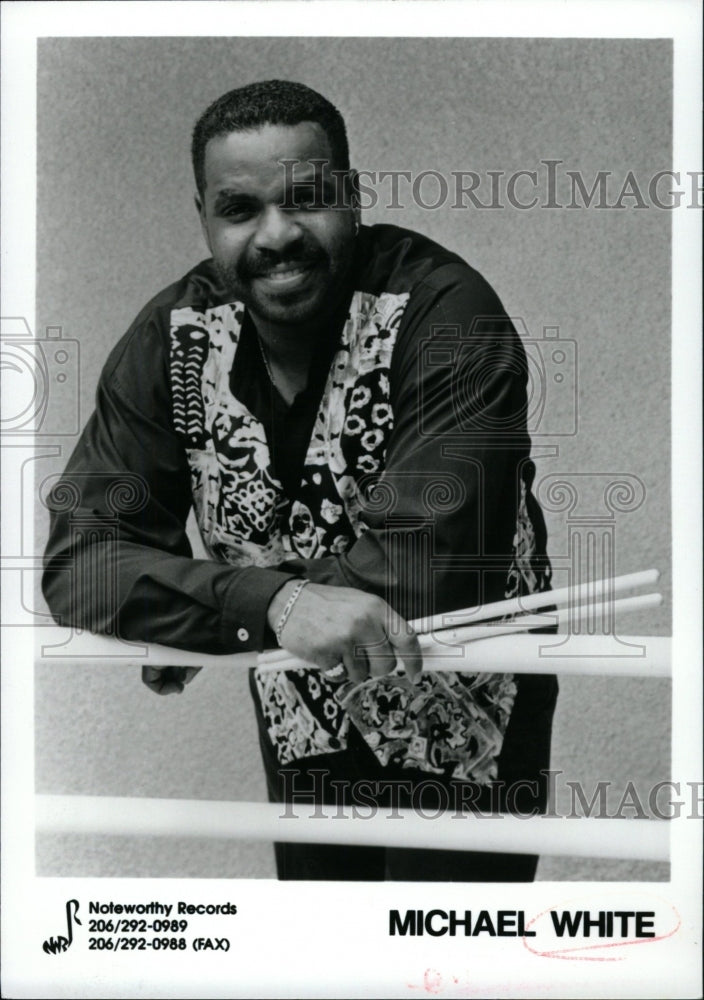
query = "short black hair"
xmin=191 ymin=79 xmax=350 ymax=196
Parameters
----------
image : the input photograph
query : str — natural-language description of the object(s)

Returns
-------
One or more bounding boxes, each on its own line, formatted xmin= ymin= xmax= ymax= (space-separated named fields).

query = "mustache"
xmin=241 ymin=247 xmax=326 ymax=278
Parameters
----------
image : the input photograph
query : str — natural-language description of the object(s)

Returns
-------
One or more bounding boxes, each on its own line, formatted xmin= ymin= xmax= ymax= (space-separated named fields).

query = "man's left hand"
xmin=141 ymin=665 xmax=202 ymax=695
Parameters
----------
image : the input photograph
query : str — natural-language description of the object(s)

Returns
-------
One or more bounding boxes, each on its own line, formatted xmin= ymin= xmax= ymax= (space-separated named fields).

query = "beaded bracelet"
xmin=275 ymin=579 xmax=310 ymax=646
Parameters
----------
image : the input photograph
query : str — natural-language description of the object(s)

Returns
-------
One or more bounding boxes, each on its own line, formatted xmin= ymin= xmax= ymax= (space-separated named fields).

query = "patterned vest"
xmin=170 ymin=290 xmax=549 ymax=783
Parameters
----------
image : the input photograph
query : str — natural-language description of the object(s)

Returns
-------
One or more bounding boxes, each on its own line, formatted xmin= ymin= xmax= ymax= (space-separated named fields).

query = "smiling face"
xmin=196 ymin=122 xmax=358 ymax=335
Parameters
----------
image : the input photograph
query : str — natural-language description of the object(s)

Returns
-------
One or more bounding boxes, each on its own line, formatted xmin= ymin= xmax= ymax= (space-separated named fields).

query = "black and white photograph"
xmin=1 ymin=1 xmax=701 ymax=997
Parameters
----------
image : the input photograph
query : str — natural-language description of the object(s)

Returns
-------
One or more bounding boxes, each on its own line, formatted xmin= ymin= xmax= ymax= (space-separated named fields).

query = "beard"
xmin=212 ymin=229 xmax=356 ymax=331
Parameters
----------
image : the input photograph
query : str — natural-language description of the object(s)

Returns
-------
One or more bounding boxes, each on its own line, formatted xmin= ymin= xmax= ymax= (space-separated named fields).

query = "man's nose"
xmin=252 ymin=205 xmax=303 ymax=253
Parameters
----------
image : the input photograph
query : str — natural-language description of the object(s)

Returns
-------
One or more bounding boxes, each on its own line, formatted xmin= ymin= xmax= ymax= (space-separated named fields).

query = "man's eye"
xmin=221 ymin=204 xmax=256 ymax=220
xmin=215 ymin=198 xmax=257 ymax=222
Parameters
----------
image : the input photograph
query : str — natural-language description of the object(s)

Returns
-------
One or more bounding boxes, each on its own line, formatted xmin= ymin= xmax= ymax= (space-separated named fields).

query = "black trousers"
xmin=251 ymin=671 xmax=558 ymax=882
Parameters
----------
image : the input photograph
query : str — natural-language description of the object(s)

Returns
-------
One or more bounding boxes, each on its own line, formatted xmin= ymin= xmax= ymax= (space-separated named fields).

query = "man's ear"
xmin=194 ymin=193 xmax=211 ymax=251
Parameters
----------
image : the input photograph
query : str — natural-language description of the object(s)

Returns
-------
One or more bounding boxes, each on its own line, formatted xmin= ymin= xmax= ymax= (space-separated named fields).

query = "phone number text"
xmin=88 ymin=919 xmax=188 ymax=934
xmin=89 ymin=937 xmax=188 ymax=951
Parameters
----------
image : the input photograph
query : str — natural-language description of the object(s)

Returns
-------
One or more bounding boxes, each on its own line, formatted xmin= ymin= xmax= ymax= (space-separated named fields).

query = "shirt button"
xmin=237 ymin=627 xmax=249 ymax=643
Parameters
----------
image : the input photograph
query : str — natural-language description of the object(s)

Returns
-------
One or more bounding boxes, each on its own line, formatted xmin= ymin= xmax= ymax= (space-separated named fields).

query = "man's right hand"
xmin=265 ymin=581 xmax=423 ymax=684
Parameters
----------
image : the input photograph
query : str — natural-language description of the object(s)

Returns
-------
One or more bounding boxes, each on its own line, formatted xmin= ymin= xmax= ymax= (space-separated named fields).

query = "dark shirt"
xmin=42 ymin=224 xmax=545 ymax=656
xmin=233 ymin=311 xmax=342 ymax=500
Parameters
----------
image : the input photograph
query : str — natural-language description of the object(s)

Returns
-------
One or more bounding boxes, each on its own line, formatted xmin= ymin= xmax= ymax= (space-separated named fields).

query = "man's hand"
xmin=141 ymin=665 xmax=202 ymax=695
xmin=266 ymin=581 xmax=423 ymax=683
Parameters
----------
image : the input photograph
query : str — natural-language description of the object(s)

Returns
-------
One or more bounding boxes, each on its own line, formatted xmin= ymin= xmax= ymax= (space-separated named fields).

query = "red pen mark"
xmin=521 ymin=898 xmax=681 ymax=962
xmin=423 ymin=968 xmax=443 ymax=994
xmin=406 ymin=970 xmax=547 ymax=996
xmin=406 ymin=969 xmax=466 ymax=995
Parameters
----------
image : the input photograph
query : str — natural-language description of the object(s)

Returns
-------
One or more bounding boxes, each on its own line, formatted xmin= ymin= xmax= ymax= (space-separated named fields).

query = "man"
xmin=43 ymin=79 xmax=557 ymax=881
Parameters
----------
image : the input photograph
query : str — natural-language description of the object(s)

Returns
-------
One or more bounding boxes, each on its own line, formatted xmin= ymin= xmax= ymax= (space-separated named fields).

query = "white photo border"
xmin=1 ymin=2 xmax=701 ymax=997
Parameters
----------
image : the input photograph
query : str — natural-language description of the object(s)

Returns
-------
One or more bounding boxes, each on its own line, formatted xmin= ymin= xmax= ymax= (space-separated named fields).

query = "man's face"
xmin=197 ymin=122 xmax=357 ymax=332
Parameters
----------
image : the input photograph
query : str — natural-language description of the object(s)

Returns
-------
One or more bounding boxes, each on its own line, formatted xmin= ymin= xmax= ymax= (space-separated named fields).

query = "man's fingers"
xmin=141 ymin=665 xmax=199 ymax=695
xmin=342 ymin=644 xmax=368 ymax=684
xmin=388 ymin=625 xmax=423 ymax=680
xmin=157 ymin=679 xmax=185 ymax=695
xmin=347 ymin=612 xmax=422 ymax=683
xmin=361 ymin=637 xmax=400 ymax=679
xmin=269 ymin=583 xmax=425 ymax=685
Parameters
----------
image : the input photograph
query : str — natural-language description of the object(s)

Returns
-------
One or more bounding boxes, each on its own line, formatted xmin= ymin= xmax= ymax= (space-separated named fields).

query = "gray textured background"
xmin=34 ymin=36 xmax=671 ymax=880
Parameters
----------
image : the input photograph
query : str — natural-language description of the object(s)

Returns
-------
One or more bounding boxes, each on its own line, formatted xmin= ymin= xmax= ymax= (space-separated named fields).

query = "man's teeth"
xmin=260 ymin=264 xmax=311 ymax=281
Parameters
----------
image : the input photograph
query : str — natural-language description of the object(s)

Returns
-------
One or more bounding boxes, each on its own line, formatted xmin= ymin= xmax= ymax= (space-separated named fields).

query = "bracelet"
xmin=275 ymin=579 xmax=310 ymax=646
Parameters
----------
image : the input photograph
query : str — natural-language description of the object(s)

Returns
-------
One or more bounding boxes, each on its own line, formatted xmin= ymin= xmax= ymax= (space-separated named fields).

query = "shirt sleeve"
xmin=42 ymin=309 xmax=296 ymax=654
xmin=275 ymin=263 xmax=533 ymax=622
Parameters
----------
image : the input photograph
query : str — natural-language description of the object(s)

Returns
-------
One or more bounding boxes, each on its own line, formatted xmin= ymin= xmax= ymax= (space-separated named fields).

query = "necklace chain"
xmin=256 ymin=335 xmax=276 ymax=388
